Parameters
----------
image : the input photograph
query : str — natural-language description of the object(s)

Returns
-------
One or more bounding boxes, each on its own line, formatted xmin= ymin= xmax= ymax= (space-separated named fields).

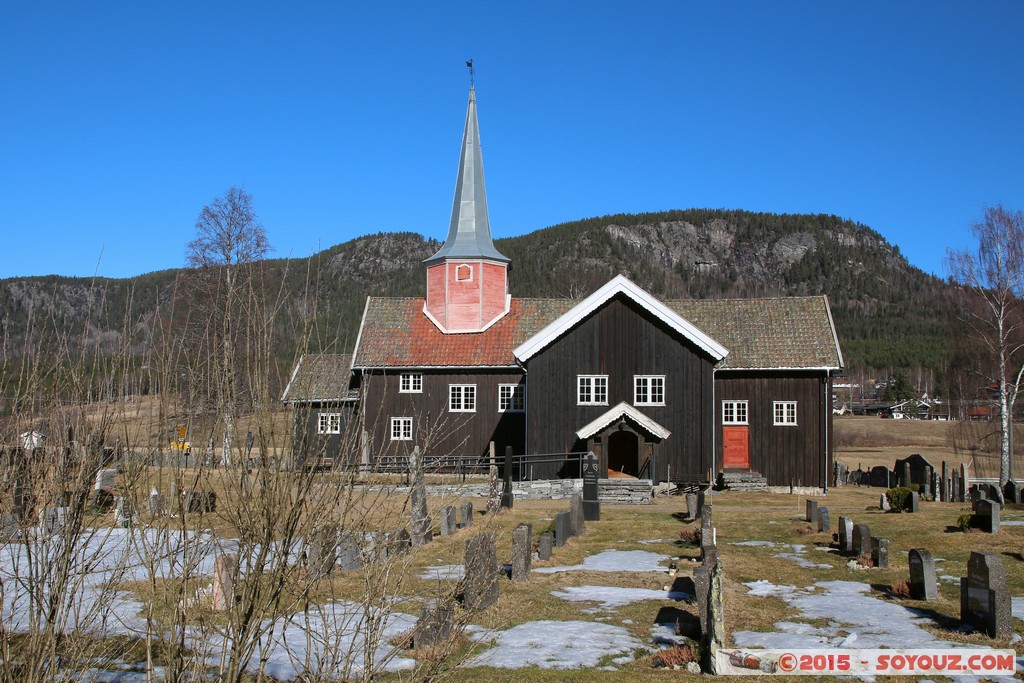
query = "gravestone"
xmin=487 ymin=463 xmax=500 ymax=513
xmin=833 ymin=460 xmax=849 ymax=487
xmin=440 ymin=505 xmax=457 ymax=536
xmin=871 ymin=537 xmax=889 ymax=569
xmin=902 ymin=461 xmax=912 ymax=489
xmin=697 ymin=489 xmax=707 ymax=517
xmin=338 ymin=533 xmax=362 ymax=571
xmin=499 ymin=446 xmax=514 ymax=510
xmin=930 ymin=470 xmax=941 ymax=502
xmin=951 ymin=469 xmax=961 ymax=503
xmin=701 ymin=542 xmax=719 ymax=567
xmin=806 ymin=499 xmax=819 ymax=524
xmin=988 ymin=483 xmax=1005 ymax=506
xmin=554 ymin=512 xmax=572 ymax=547
xmin=0 ymin=514 xmax=18 ymax=542
xmin=960 ymin=463 xmax=969 ymax=501
xmin=922 ymin=465 xmax=933 ymax=498
xmin=879 ymin=493 xmax=891 ymax=512
xmin=869 ymin=466 xmax=891 ymax=488
xmin=410 ymin=466 xmax=432 ymax=546
xmin=582 ymin=452 xmax=600 ymax=521
xmin=391 ymin=528 xmax=412 ymax=556
xmin=685 ymin=493 xmax=698 ymax=521
xmin=461 ymin=532 xmax=499 ymax=611
xmin=1004 ymin=481 xmax=1021 ymax=504
xmin=975 ymin=499 xmax=1000 ymax=533
xmin=415 ymin=598 xmax=454 ymax=649
xmin=308 ymin=525 xmax=338 ymax=577
xmin=969 ymin=485 xmax=984 ymax=506
xmin=212 ymin=553 xmax=238 ymax=611
xmin=537 ymin=532 xmax=554 ymax=560
xmin=896 ymin=453 xmax=935 ymax=489
xmin=909 ymin=549 xmax=937 ymax=600
xmin=908 ymin=491 xmax=920 ymax=513
xmin=852 ymin=523 xmax=871 ymax=558
xmin=511 ymin=523 xmax=532 ymax=582
xmin=693 ymin=564 xmax=711 ymax=635
xmin=837 ymin=516 xmax=854 ymax=553
xmin=960 ymin=551 xmax=1011 ymax=638
xmin=148 ymin=488 xmax=165 ymax=517
xmin=942 ymin=461 xmax=950 ymax=501
xmin=817 ymin=506 xmax=830 ymax=532
xmin=569 ymin=493 xmax=585 ymax=536
xmin=114 ymin=497 xmax=135 ymax=528
xmin=38 ymin=507 xmax=67 ymax=536
xmin=92 ymin=468 xmax=117 ymax=510
xmin=460 ymin=501 xmax=474 ymax=528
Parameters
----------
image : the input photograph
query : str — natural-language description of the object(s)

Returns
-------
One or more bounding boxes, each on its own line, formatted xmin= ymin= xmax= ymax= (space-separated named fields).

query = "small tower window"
xmin=455 ymin=264 xmax=473 ymax=282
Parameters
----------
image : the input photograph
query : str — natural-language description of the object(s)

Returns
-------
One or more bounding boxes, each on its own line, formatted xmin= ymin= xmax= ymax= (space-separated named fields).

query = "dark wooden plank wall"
xmin=292 ymin=402 xmax=359 ymax=469
xmin=362 ymin=370 xmax=526 ymax=461
xmin=525 ymin=295 xmax=716 ymax=480
xmin=714 ymin=371 xmax=833 ymax=487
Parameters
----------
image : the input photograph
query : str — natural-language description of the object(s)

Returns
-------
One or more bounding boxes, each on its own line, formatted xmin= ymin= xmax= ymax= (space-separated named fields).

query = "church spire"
xmin=425 ymin=85 xmax=509 ymax=265
xmin=423 ymin=81 xmax=511 ymax=334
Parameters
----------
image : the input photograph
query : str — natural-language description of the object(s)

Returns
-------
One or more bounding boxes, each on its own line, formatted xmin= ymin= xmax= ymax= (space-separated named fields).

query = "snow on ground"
xmin=730 ymin=540 xmax=832 ymax=569
xmin=463 ymin=620 xmax=651 ymax=669
xmin=419 ymin=564 xmax=464 ymax=580
xmin=1013 ymin=597 xmax=1024 ymax=620
xmin=551 ymin=585 xmax=690 ymax=612
xmin=534 ymin=549 xmax=667 ymax=574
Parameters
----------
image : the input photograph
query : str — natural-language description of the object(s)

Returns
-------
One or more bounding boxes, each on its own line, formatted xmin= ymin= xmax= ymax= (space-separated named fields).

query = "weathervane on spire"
xmin=466 ymin=59 xmax=475 ymax=87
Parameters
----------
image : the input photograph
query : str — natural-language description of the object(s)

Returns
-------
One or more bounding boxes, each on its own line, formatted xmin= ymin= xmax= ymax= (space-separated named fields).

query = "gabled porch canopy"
xmin=575 ymin=402 xmax=672 ymax=441
xmin=513 ymin=274 xmax=729 ymax=363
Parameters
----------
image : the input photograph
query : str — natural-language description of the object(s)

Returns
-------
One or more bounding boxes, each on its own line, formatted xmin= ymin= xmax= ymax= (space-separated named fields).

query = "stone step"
xmin=720 ymin=471 xmax=769 ymax=492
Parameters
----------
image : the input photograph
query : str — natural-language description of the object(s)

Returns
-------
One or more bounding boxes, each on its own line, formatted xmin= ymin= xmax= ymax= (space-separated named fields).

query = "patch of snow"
xmin=774 ymin=552 xmax=831 ymax=569
xmin=940 ymin=574 xmax=960 ymax=584
xmin=745 ymin=580 xmax=796 ymax=597
xmin=637 ymin=539 xmax=663 ymax=545
xmin=419 ymin=564 xmax=464 ymax=581
xmin=731 ymin=540 xmax=778 ymax=547
xmin=535 ymin=549 xmax=667 ymax=574
xmin=1001 ymin=520 xmax=1024 ymax=526
xmin=1013 ymin=597 xmax=1024 ymax=620
xmin=551 ymin=585 xmax=689 ymax=612
xmin=463 ymin=620 xmax=650 ymax=669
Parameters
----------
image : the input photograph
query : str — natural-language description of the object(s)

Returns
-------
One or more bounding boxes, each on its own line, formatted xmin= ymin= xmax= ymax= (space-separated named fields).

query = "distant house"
xmin=281 ymin=354 xmax=359 ymax=469
xmin=287 ymin=85 xmax=845 ymax=489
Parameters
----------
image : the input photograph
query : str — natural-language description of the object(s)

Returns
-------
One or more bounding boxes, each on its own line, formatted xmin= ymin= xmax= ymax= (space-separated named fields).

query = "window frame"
xmin=449 ymin=384 xmax=477 ymax=413
xmin=577 ymin=375 xmax=609 ymax=406
xmin=399 ymin=372 xmax=423 ymax=393
xmin=722 ymin=400 xmax=749 ymax=426
xmin=773 ymin=401 xmax=798 ymax=426
xmin=390 ymin=417 xmax=413 ymax=441
xmin=633 ymin=375 xmax=666 ymax=406
xmin=455 ymin=264 xmax=473 ymax=282
xmin=317 ymin=412 xmax=342 ymax=434
xmin=498 ymin=383 xmax=526 ymax=413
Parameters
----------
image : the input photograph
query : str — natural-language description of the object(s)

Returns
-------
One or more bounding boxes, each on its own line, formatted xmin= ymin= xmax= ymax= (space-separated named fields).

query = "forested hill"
xmin=0 ymin=209 xmax=952 ymax=378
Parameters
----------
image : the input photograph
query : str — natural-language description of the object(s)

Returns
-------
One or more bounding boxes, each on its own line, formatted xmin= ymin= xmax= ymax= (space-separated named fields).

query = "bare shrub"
xmin=889 ymin=579 xmax=911 ymax=599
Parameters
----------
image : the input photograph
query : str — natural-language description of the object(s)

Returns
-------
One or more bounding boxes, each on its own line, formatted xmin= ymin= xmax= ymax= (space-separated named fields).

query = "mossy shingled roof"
xmin=281 ymin=353 xmax=357 ymax=402
xmin=353 ymin=294 xmax=843 ymax=371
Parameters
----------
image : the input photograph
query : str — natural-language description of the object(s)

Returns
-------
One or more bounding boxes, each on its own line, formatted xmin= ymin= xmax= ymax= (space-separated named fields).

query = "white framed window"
xmin=456 ymin=264 xmax=473 ymax=282
xmin=400 ymin=373 xmax=422 ymax=393
xmin=317 ymin=412 xmax=342 ymax=434
xmin=498 ymin=384 xmax=526 ymax=412
xmin=577 ymin=375 xmax=608 ymax=405
xmin=449 ymin=384 xmax=477 ymax=412
xmin=390 ymin=417 xmax=413 ymax=440
xmin=722 ymin=400 xmax=748 ymax=425
xmin=774 ymin=401 xmax=797 ymax=425
xmin=634 ymin=375 xmax=665 ymax=405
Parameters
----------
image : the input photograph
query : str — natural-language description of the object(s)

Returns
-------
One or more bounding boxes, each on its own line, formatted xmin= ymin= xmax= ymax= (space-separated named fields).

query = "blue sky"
xmin=2 ymin=2 xmax=1022 ymax=279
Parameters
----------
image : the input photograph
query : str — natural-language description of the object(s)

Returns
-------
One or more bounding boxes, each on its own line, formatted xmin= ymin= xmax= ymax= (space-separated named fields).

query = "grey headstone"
xmin=499 ymin=446 xmax=514 ymax=510
xmin=440 ymin=505 xmax=457 ymax=536
xmin=697 ymin=489 xmax=707 ymax=517
xmin=148 ymin=489 xmax=165 ymax=517
xmin=338 ymin=533 xmax=362 ymax=571
xmin=701 ymin=542 xmax=719 ymax=567
xmin=554 ymin=512 xmax=572 ymax=547
xmin=307 ymin=525 xmax=338 ymax=578
xmin=960 ymin=463 xmax=969 ymax=501
xmin=700 ymin=504 xmax=713 ymax=535
xmin=817 ymin=506 xmax=830 ymax=532
xmin=837 ymin=516 xmax=854 ymax=553
xmin=901 ymin=461 xmax=912 ymax=488
xmin=976 ymin=499 xmax=1000 ymax=533
xmin=908 ymin=491 xmax=920 ymax=513
xmin=582 ymin=452 xmax=600 ymax=521
xmin=391 ymin=528 xmax=412 ymax=556
xmin=852 ymin=523 xmax=871 ymax=557
xmin=569 ymin=494 xmax=585 ymax=536
xmin=693 ymin=564 xmax=711 ymax=635
xmin=685 ymin=493 xmax=698 ymax=521
xmin=94 ymin=468 xmax=116 ymax=492
xmin=988 ymin=483 xmax=1005 ymax=506
xmin=871 ymin=537 xmax=889 ymax=569
xmin=961 ymin=551 xmax=1011 ymax=638
xmin=922 ymin=465 xmax=933 ymax=498
xmin=909 ymin=548 xmax=937 ymax=600
xmin=880 ymin=493 xmax=891 ymax=511
xmin=415 ymin=598 xmax=453 ymax=649
xmin=462 ymin=532 xmax=499 ymax=611
xmin=952 ymin=469 xmax=961 ymax=503
xmin=511 ymin=523 xmax=532 ymax=582
xmin=114 ymin=497 xmax=135 ymax=528
xmin=942 ymin=461 xmax=950 ymax=501
xmin=459 ymin=501 xmax=474 ymax=528
xmin=487 ymin=464 xmax=500 ymax=513
xmin=410 ymin=467 xmax=431 ymax=546
xmin=38 ymin=507 xmax=67 ymax=536
xmin=806 ymin=499 xmax=818 ymax=524
xmin=1004 ymin=481 xmax=1021 ymax=504
xmin=537 ymin=532 xmax=554 ymax=560
xmin=0 ymin=514 xmax=20 ymax=542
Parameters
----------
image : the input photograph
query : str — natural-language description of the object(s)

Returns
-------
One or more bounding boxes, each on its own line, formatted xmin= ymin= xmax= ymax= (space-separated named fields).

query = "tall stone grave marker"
xmin=569 ymin=493 xmax=585 ymax=536
xmin=92 ymin=468 xmax=117 ymax=510
xmin=852 ymin=523 xmax=871 ymax=558
xmin=960 ymin=463 xmax=969 ymax=501
xmin=871 ymin=537 xmax=889 ymax=568
xmin=460 ymin=501 xmax=474 ymax=528
xmin=499 ymin=446 xmax=514 ymax=510
xmin=415 ymin=598 xmax=453 ymax=649
xmin=908 ymin=549 xmax=937 ymax=600
xmin=960 ymin=551 xmax=1011 ymax=638
xmin=511 ymin=523 xmax=532 ymax=582
xmin=582 ymin=452 xmax=600 ymax=521
xmin=554 ymin=512 xmax=572 ymax=547
xmin=685 ymin=493 xmax=698 ymax=521
xmin=818 ymin=507 xmax=830 ymax=533
xmin=212 ymin=552 xmax=238 ymax=611
xmin=975 ymin=499 xmax=1000 ymax=533
xmin=410 ymin=457 xmax=432 ymax=547
xmin=440 ymin=505 xmax=457 ymax=536
xmin=805 ymin=499 xmax=818 ymax=524
xmin=462 ymin=532 xmax=499 ymax=611
xmin=537 ymin=532 xmax=554 ymax=560
xmin=838 ymin=516 xmax=854 ymax=553
xmin=908 ymin=491 xmax=920 ymax=513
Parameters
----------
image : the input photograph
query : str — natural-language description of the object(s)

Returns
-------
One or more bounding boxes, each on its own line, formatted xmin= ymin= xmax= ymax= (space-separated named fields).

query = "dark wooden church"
xmin=284 ymin=86 xmax=844 ymax=489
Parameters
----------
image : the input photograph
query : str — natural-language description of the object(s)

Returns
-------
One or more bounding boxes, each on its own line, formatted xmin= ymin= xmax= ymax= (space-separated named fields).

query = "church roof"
xmin=424 ymin=86 xmax=509 ymax=265
xmin=353 ymin=287 xmax=843 ymax=371
xmin=281 ymin=353 xmax=357 ymax=402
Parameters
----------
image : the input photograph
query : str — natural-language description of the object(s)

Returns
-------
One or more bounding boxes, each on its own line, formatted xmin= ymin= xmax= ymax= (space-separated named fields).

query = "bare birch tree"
xmin=947 ymin=205 xmax=1024 ymax=484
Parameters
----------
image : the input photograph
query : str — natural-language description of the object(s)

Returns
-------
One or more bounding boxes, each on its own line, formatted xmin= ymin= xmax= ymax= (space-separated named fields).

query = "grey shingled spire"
xmin=425 ymin=86 xmax=510 ymax=265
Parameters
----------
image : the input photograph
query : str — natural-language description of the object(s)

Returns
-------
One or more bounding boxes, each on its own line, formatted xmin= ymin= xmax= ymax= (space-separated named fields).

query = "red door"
xmin=722 ymin=426 xmax=749 ymax=470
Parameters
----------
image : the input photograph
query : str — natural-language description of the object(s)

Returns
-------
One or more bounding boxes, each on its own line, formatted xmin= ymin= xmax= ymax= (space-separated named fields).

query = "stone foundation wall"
xmin=400 ymin=478 xmax=652 ymax=504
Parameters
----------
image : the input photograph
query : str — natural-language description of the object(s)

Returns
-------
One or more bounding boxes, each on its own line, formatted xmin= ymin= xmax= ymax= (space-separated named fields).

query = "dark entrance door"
xmin=607 ymin=430 xmax=639 ymax=477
